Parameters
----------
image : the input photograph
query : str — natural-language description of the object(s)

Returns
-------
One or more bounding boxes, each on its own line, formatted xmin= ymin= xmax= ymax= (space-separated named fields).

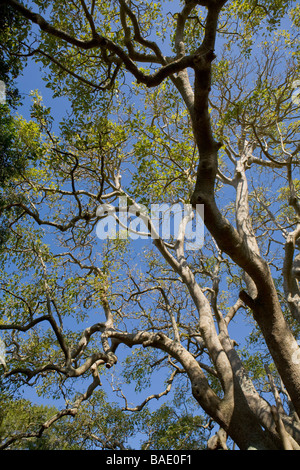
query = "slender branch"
xmin=118 ymin=0 xmax=165 ymax=63
xmin=4 ymin=0 xmax=101 ymax=49
xmin=3 ymin=0 xmax=196 ymax=87
xmin=251 ymin=125 xmax=287 ymax=167
xmin=283 ymin=225 xmax=300 ymax=323
xmin=123 ymin=370 xmax=177 ymax=412
xmin=36 ymin=248 xmax=71 ymax=362
xmin=224 ymin=297 xmax=244 ymax=325
xmin=33 ymin=47 xmax=117 ymax=90
xmin=106 ymin=328 xmax=223 ymax=417
xmin=287 ymin=157 xmax=300 ymax=217
xmin=0 ymin=315 xmax=53 ymax=332
xmin=0 ymin=286 xmax=34 ymax=318
xmin=158 ymin=287 xmax=181 ymax=343
xmin=174 ymin=0 xmax=197 ymax=58
xmin=0 ymin=364 xmax=101 ymax=450
xmin=79 ymin=0 xmax=97 ymax=38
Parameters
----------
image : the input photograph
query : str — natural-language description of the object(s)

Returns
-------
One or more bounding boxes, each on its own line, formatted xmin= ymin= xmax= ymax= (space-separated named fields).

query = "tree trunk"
xmin=190 ymin=62 xmax=300 ymax=420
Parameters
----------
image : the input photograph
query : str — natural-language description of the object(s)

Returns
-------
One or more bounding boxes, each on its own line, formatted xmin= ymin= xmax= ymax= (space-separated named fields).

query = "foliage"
xmin=0 ymin=390 xmax=207 ymax=450
xmin=0 ymin=2 xmax=29 ymax=108
xmin=0 ymin=3 xmax=33 ymax=246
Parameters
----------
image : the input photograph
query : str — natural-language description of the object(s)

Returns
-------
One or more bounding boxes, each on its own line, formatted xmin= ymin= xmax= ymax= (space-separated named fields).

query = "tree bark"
xmin=190 ymin=58 xmax=300 ymax=419
xmin=109 ymin=329 xmax=279 ymax=449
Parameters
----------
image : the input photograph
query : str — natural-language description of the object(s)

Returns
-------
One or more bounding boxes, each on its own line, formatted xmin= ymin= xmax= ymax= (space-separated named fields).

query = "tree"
xmin=0 ymin=3 xmax=32 ymax=245
xmin=0 ymin=1 xmax=29 ymax=108
xmin=0 ymin=390 xmax=208 ymax=449
xmin=0 ymin=397 xmax=62 ymax=450
xmin=0 ymin=0 xmax=300 ymax=450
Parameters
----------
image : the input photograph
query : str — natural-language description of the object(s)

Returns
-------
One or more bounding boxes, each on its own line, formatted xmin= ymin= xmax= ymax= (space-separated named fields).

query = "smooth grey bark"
xmin=283 ymin=229 xmax=300 ymax=324
xmin=187 ymin=10 xmax=300 ymax=421
xmin=109 ymin=328 xmax=278 ymax=449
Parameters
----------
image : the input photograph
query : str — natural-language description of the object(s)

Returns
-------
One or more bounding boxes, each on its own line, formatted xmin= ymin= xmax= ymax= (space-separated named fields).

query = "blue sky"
xmin=17 ymin=57 xmax=70 ymax=129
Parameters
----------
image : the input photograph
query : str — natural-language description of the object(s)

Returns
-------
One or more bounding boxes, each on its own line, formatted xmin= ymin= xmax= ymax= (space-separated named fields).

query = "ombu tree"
xmin=0 ymin=0 xmax=300 ymax=450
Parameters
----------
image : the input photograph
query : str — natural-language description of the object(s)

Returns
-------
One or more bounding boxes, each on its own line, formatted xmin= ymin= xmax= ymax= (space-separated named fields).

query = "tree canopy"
xmin=0 ymin=0 xmax=300 ymax=451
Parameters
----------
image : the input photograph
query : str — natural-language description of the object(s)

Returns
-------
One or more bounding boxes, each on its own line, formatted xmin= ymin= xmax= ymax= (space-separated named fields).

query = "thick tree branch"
xmin=3 ymin=0 xmax=197 ymax=88
xmin=122 ymin=370 xmax=177 ymax=412
xmin=118 ymin=0 xmax=165 ymax=63
xmin=283 ymin=226 xmax=300 ymax=323
xmin=107 ymin=328 xmax=223 ymax=419
xmin=0 ymin=363 xmax=100 ymax=450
